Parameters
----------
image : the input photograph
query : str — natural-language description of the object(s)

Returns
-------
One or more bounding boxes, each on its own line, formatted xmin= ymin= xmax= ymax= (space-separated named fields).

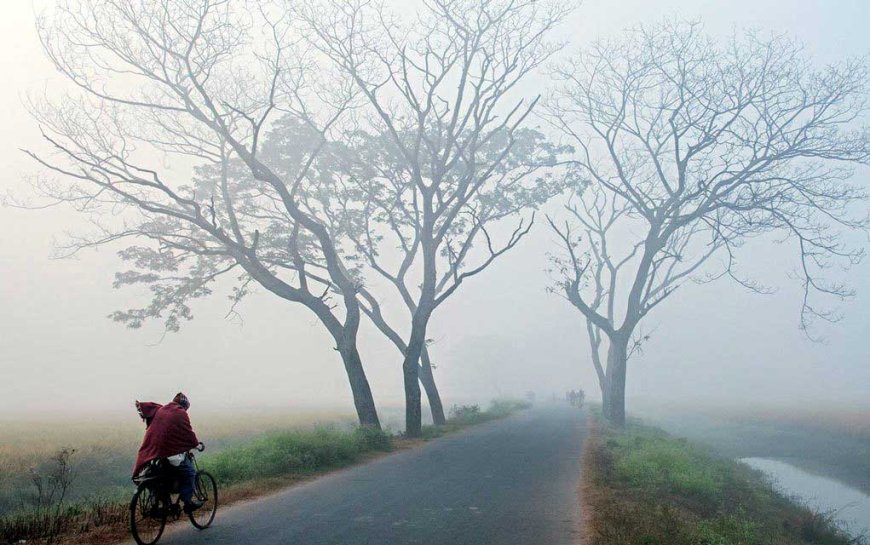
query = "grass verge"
xmin=647 ymin=408 xmax=870 ymax=496
xmin=1 ymin=400 xmax=529 ymax=545
xmin=582 ymin=413 xmax=862 ymax=545
xmin=421 ymin=399 xmax=532 ymax=440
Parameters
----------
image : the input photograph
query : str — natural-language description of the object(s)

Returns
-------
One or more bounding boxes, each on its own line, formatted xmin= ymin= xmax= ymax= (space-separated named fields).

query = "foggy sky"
xmin=1 ymin=0 xmax=868 ymax=418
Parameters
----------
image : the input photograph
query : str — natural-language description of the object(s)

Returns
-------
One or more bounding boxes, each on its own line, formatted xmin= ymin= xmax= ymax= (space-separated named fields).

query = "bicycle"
xmin=129 ymin=443 xmax=218 ymax=545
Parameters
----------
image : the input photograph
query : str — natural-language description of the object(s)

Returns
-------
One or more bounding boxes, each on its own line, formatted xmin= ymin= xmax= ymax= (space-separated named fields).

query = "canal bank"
xmin=741 ymin=457 xmax=870 ymax=539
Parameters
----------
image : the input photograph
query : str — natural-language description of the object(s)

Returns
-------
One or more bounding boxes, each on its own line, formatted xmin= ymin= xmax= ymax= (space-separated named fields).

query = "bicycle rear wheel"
xmin=130 ymin=483 xmax=167 ymax=545
xmin=188 ymin=471 xmax=218 ymax=529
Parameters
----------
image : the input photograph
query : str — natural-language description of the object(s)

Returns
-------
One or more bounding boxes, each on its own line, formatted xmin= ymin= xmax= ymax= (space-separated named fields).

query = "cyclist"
xmin=133 ymin=392 xmax=203 ymax=513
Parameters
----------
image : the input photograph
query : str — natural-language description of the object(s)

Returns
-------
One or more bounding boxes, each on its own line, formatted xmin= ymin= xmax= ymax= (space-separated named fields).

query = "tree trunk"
xmin=601 ymin=355 xmax=612 ymax=421
xmin=339 ymin=344 xmax=381 ymax=429
xmin=600 ymin=379 xmax=610 ymax=419
xmin=419 ymin=346 xmax=446 ymax=425
xmin=586 ymin=320 xmax=609 ymax=416
xmin=403 ymin=345 xmax=423 ymax=437
xmin=605 ymin=334 xmax=629 ymax=428
xmin=402 ymin=314 xmax=428 ymax=436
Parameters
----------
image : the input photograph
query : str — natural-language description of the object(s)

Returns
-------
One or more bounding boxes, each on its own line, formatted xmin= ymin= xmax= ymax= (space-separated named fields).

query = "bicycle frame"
xmin=133 ymin=452 xmax=201 ymax=517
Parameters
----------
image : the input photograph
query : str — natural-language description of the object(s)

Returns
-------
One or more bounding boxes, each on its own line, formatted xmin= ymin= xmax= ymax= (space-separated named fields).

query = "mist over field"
xmin=1 ymin=0 xmax=868 ymax=422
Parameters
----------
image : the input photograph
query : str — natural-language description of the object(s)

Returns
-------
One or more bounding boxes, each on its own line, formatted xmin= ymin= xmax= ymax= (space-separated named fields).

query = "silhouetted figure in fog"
xmin=566 ymin=389 xmax=585 ymax=408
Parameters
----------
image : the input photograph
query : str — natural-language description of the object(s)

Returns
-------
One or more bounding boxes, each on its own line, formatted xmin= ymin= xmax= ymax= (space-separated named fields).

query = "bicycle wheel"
xmin=188 ymin=471 xmax=218 ymax=529
xmin=130 ymin=483 xmax=167 ymax=545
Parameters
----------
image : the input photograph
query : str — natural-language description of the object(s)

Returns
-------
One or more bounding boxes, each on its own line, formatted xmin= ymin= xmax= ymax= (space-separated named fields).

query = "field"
xmin=0 ymin=409 xmax=362 ymax=517
xmin=0 ymin=400 xmax=529 ymax=544
xmin=582 ymin=412 xmax=861 ymax=545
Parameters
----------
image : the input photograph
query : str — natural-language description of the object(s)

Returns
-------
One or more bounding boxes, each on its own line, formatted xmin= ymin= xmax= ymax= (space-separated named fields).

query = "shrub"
xmin=354 ymin=426 xmax=393 ymax=452
xmin=488 ymin=399 xmax=532 ymax=416
xmin=449 ymin=404 xmax=481 ymax=421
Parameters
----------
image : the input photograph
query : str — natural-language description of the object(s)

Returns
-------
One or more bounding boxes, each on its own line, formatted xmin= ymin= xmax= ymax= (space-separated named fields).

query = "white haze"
xmin=1 ymin=0 xmax=868 ymax=419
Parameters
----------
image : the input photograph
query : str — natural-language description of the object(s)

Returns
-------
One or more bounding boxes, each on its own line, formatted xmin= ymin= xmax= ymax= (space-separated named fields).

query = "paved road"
xmin=156 ymin=406 xmax=587 ymax=545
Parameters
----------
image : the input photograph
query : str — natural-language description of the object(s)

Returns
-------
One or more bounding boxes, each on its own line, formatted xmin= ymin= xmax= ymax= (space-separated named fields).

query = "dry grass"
xmin=579 ymin=417 xmax=601 ymax=543
xmin=734 ymin=408 xmax=870 ymax=439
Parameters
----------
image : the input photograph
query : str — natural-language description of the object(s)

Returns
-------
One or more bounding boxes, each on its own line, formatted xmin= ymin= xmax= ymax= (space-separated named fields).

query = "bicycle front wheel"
xmin=188 ymin=471 xmax=218 ymax=529
xmin=130 ymin=483 xmax=167 ymax=545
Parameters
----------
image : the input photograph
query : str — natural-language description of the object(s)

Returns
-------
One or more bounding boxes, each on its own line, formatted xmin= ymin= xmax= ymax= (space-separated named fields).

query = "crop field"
xmin=0 ymin=408 xmax=365 ymax=517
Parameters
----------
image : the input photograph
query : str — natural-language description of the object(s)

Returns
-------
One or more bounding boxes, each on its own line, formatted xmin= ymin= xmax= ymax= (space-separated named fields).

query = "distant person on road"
xmin=567 ymin=389 xmax=585 ymax=408
xmin=133 ymin=392 xmax=203 ymax=513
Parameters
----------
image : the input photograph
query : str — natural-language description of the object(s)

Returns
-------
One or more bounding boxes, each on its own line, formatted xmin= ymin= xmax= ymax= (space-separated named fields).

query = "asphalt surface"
xmin=153 ymin=406 xmax=587 ymax=545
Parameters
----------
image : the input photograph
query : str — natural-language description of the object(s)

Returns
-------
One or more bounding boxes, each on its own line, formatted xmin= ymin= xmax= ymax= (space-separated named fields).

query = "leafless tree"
xmin=24 ymin=0 xmax=383 ymax=428
xmin=340 ymin=127 xmax=566 ymax=427
xmin=545 ymin=21 xmax=870 ymax=427
xmin=296 ymin=0 xmax=571 ymax=436
xmin=29 ymin=447 xmax=76 ymax=542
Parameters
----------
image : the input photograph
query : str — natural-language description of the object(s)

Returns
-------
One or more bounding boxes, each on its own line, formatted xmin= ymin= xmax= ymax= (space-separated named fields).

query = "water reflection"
xmin=741 ymin=457 xmax=870 ymax=538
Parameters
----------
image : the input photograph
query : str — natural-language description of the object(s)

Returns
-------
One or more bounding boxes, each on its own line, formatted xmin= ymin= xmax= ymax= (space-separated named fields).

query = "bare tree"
xmin=211 ymin=112 xmax=456 ymax=425
xmin=297 ymin=0 xmax=571 ymax=436
xmin=29 ymin=447 xmax=76 ymax=542
xmin=545 ymin=21 xmax=870 ymax=427
xmin=24 ymin=0 xmax=382 ymax=428
xmin=341 ymin=127 xmax=566 ymax=427
xmin=547 ymin=182 xmax=645 ymax=412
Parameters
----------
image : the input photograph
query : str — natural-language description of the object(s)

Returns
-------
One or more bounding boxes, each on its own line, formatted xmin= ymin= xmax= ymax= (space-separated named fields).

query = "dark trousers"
xmin=175 ymin=456 xmax=197 ymax=503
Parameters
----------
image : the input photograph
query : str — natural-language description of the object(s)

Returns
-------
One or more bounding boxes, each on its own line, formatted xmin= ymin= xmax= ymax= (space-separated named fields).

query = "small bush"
xmin=449 ymin=404 xmax=481 ymax=421
xmin=488 ymin=399 xmax=533 ymax=416
xmin=354 ymin=426 xmax=392 ymax=452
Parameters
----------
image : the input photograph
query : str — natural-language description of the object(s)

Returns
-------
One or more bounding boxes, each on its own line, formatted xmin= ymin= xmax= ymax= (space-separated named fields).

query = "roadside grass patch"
xmin=203 ymin=426 xmax=392 ymax=485
xmin=1 ymin=426 xmax=392 ymax=545
xmin=420 ymin=399 xmax=532 ymax=440
xmin=650 ymin=408 xmax=870 ymax=496
xmin=1 ymin=400 xmax=527 ymax=544
xmin=583 ymin=413 xmax=860 ymax=545
xmin=609 ymin=427 xmax=723 ymax=502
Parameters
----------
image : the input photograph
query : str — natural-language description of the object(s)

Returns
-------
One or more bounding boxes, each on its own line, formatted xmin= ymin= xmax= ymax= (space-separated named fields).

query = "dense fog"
xmin=1 ymin=0 xmax=868 ymax=420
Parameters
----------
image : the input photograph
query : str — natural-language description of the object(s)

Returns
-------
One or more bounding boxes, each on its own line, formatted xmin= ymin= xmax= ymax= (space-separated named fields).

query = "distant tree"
xmin=296 ymin=0 xmax=571 ymax=436
xmin=25 ymin=0 xmax=382 ymax=428
xmin=545 ymin=22 xmax=870 ymax=426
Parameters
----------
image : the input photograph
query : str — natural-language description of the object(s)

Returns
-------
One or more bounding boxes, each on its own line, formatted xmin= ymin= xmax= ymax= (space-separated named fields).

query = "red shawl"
xmin=133 ymin=401 xmax=200 ymax=477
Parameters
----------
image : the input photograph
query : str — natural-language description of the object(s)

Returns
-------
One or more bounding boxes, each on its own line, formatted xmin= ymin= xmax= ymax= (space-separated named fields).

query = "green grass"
xmin=648 ymin=408 xmax=870 ymax=495
xmin=0 ymin=425 xmax=393 ymax=544
xmin=0 ymin=400 xmax=529 ymax=544
xmin=420 ymin=399 xmax=532 ymax=439
xmin=586 ymin=413 xmax=861 ymax=545
xmin=611 ymin=429 xmax=723 ymax=500
xmin=202 ymin=426 xmax=392 ymax=485
xmin=0 ymin=409 xmax=359 ymax=517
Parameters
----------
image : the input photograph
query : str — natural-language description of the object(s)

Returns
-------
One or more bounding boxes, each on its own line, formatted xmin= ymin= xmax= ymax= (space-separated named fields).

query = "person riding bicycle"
xmin=133 ymin=392 xmax=203 ymax=513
